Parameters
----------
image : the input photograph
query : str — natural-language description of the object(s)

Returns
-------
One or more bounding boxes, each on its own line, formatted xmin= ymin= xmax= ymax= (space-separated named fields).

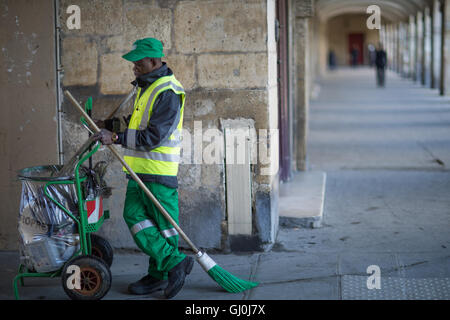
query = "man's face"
xmin=132 ymin=58 xmax=154 ymax=77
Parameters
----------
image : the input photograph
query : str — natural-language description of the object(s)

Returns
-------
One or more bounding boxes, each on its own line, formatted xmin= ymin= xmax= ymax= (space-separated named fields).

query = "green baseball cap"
xmin=122 ymin=38 xmax=164 ymax=61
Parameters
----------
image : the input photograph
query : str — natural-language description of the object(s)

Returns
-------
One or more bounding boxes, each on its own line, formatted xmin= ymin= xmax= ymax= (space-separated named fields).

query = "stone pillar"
xmin=440 ymin=0 xmax=450 ymax=95
xmin=399 ymin=23 xmax=406 ymax=76
xmin=404 ymin=21 xmax=410 ymax=77
xmin=392 ymin=24 xmax=396 ymax=70
xmin=420 ymin=9 xmax=428 ymax=85
xmin=293 ymin=0 xmax=313 ymax=171
xmin=396 ymin=23 xmax=401 ymax=73
xmin=416 ymin=12 xmax=423 ymax=83
xmin=398 ymin=23 xmax=403 ymax=75
xmin=410 ymin=15 xmax=417 ymax=80
xmin=432 ymin=0 xmax=442 ymax=89
xmin=430 ymin=3 xmax=436 ymax=88
xmin=423 ymin=8 xmax=431 ymax=86
xmin=387 ymin=24 xmax=393 ymax=70
xmin=390 ymin=24 xmax=395 ymax=70
xmin=294 ymin=18 xmax=309 ymax=171
xmin=380 ymin=25 xmax=386 ymax=49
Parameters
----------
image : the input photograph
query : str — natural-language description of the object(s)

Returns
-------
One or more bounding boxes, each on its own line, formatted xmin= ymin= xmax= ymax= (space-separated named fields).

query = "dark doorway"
xmin=348 ymin=33 xmax=365 ymax=66
xmin=277 ymin=0 xmax=292 ymax=182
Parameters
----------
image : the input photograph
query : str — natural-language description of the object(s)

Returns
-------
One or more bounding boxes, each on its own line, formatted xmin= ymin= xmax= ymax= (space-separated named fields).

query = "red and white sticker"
xmin=86 ymin=197 xmax=103 ymax=224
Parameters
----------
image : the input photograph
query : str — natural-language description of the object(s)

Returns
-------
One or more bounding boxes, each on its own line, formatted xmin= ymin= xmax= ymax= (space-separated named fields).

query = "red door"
xmin=348 ymin=33 xmax=365 ymax=65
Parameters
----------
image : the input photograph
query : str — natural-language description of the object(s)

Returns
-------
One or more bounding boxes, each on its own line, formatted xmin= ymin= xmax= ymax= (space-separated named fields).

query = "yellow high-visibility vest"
xmin=123 ymin=74 xmax=185 ymax=177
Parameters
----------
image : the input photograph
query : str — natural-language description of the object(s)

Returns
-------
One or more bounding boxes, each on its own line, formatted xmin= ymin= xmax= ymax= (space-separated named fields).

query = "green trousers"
xmin=123 ymin=180 xmax=186 ymax=280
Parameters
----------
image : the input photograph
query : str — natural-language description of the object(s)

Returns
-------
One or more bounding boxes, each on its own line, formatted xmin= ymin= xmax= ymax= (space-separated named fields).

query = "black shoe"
xmin=164 ymin=256 xmax=194 ymax=299
xmin=128 ymin=274 xmax=168 ymax=295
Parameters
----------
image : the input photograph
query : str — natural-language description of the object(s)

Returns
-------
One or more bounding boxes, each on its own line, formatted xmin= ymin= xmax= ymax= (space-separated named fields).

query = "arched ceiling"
xmin=315 ymin=0 xmax=433 ymax=22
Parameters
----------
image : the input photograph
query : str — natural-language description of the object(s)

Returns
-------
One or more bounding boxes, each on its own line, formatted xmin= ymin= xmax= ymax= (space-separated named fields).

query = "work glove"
xmin=93 ymin=129 xmax=117 ymax=146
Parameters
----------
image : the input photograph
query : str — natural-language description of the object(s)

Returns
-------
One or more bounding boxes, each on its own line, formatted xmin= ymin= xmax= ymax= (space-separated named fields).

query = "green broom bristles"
xmin=196 ymin=251 xmax=258 ymax=293
xmin=207 ymin=264 xmax=259 ymax=293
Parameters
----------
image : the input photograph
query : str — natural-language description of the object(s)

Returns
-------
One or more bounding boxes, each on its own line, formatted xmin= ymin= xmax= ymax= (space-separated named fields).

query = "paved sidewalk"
xmin=1 ymin=68 xmax=449 ymax=300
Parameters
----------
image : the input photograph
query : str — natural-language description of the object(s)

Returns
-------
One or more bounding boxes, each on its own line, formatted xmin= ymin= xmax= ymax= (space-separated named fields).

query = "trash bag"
xmin=18 ymin=166 xmax=80 ymax=273
xmin=17 ymin=136 xmax=111 ymax=273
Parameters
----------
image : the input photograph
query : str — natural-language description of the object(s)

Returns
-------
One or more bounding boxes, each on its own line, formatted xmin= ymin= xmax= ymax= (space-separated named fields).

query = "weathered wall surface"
xmin=59 ymin=0 xmax=279 ymax=251
xmin=0 ymin=0 xmax=58 ymax=249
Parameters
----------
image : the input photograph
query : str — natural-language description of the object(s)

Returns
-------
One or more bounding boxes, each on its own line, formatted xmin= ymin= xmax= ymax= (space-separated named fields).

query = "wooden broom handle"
xmin=105 ymin=86 xmax=137 ymax=120
xmin=64 ymin=90 xmax=200 ymax=254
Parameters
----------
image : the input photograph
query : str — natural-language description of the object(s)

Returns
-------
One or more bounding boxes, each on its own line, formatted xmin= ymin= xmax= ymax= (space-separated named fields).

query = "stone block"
xmin=99 ymin=53 xmax=135 ymax=95
xmin=123 ymin=2 xmax=172 ymax=51
xmin=178 ymin=186 xmax=224 ymax=249
xmin=174 ymin=0 xmax=267 ymax=53
xmin=61 ymin=37 xmax=98 ymax=86
xmin=279 ymin=171 xmax=326 ymax=229
xmin=255 ymin=181 xmax=279 ymax=244
xmin=89 ymin=96 xmax=133 ymax=120
xmin=104 ymin=36 xmax=128 ymax=53
xmin=60 ymin=0 xmax=123 ymax=35
xmin=201 ymin=164 xmax=224 ymax=187
xmin=198 ymin=53 xmax=267 ymax=89
xmin=61 ymin=117 xmax=89 ymax=161
xmin=184 ymin=89 xmax=268 ymax=131
xmin=165 ymin=54 xmax=196 ymax=90
xmin=295 ymin=0 xmax=314 ymax=18
xmin=178 ymin=164 xmax=201 ymax=187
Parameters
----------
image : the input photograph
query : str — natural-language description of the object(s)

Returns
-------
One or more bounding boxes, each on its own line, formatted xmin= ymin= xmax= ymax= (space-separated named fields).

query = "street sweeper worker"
xmin=93 ymin=37 xmax=194 ymax=299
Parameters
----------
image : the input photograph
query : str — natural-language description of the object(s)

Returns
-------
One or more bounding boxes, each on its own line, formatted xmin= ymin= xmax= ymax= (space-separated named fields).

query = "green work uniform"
xmin=119 ymin=70 xmax=186 ymax=280
xmin=123 ymin=180 xmax=185 ymax=280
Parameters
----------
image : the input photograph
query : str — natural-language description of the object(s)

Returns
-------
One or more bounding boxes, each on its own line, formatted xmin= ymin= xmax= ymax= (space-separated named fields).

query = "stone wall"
xmin=58 ymin=0 xmax=279 ymax=251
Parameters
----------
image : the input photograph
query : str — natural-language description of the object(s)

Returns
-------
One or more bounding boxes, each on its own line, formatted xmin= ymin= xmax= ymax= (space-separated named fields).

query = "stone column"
xmin=422 ymin=8 xmax=428 ymax=85
xmin=396 ymin=23 xmax=401 ymax=73
xmin=380 ymin=25 xmax=386 ymax=50
xmin=410 ymin=15 xmax=417 ymax=80
xmin=432 ymin=0 xmax=442 ymax=89
xmin=421 ymin=9 xmax=426 ymax=85
xmin=431 ymin=1 xmax=437 ymax=88
xmin=387 ymin=24 xmax=393 ymax=70
xmin=399 ymin=23 xmax=406 ymax=76
xmin=391 ymin=24 xmax=395 ymax=70
xmin=416 ymin=12 xmax=423 ymax=83
xmin=430 ymin=3 xmax=435 ymax=88
xmin=293 ymin=0 xmax=313 ymax=171
xmin=425 ymin=8 xmax=434 ymax=86
xmin=393 ymin=24 xmax=397 ymax=71
xmin=441 ymin=0 xmax=450 ymax=95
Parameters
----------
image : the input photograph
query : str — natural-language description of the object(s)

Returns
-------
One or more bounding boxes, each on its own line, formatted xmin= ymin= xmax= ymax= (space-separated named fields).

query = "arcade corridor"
xmin=275 ymin=67 xmax=450 ymax=298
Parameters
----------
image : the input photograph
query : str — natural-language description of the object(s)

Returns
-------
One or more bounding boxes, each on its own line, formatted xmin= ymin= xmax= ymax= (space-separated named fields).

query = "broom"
xmin=64 ymin=90 xmax=258 ymax=293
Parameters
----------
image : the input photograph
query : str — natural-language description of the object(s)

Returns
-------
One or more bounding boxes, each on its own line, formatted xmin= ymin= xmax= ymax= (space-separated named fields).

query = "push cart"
xmin=13 ymin=101 xmax=114 ymax=300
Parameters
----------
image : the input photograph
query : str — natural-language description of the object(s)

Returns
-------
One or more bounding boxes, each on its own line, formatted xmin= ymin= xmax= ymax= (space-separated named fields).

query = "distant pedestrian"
xmin=351 ymin=45 xmax=359 ymax=67
xmin=375 ymin=43 xmax=387 ymax=87
xmin=328 ymin=50 xmax=337 ymax=70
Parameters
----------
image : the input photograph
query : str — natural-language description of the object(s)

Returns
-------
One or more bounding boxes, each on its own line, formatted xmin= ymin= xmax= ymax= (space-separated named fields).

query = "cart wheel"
xmin=90 ymin=234 xmax=114 ymax=267
xmin=61 ymin=255 xmax=111 ymax=300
